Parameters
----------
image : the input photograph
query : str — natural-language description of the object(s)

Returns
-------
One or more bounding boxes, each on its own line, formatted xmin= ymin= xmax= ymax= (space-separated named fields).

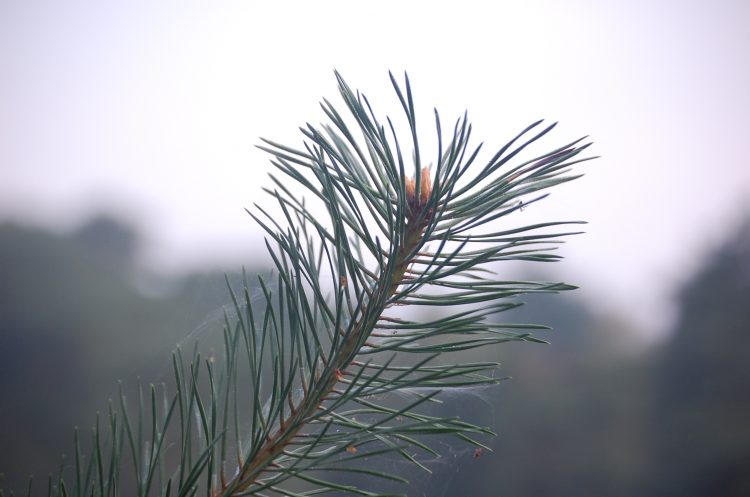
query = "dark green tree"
xmin=648 ymin=219 xmax=750 ymax=497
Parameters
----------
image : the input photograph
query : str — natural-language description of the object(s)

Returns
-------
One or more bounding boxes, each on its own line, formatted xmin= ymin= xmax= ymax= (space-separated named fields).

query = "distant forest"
xmin=1 ymin=216 xmax=749 ymax=496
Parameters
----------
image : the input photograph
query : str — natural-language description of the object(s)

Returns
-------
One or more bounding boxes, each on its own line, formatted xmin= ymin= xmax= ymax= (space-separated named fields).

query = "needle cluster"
xmin=14 ymin=72 xmax=595 ymax=497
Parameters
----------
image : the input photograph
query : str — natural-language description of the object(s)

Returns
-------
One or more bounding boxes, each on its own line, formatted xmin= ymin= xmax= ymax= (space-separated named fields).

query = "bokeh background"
xmin=1 ymin=1 xmax=749 ymax=495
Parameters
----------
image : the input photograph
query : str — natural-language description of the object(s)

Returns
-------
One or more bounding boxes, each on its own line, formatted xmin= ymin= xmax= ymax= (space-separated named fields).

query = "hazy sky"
xmin=1 ymin=0 xmax=749 ymax=339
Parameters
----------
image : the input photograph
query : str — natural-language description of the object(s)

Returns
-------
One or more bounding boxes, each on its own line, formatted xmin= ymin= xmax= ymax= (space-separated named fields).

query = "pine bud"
xmin=405 ymin=167 xmax=432 ymax=210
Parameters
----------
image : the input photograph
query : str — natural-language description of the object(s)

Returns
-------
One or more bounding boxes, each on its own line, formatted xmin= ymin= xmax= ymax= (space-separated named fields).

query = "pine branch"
xmin=212 ymin=71 xmax=593 ymax=495
xmin=15 ymin=71 xmax=595 ymax=497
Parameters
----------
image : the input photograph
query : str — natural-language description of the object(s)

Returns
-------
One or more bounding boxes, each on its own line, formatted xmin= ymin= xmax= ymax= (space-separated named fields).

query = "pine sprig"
xmin=15 ymin=72 xmax=594 ymax=497
xmin=216 ymin=71 xmax=593 ymax=495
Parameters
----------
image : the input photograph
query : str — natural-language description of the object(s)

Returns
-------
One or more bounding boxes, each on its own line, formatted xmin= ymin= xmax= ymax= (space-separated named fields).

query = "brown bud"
xmin=419 ymin=166 xmax=432 ymax=204
xmin=405 ymin=175 xmax=416 ymax=201
xmin=404 ymin=167 xmax=432 ymax=206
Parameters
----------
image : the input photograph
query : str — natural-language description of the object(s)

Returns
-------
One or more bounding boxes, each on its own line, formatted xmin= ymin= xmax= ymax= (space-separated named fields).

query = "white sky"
xmin=1 ymin=0 xmax=749 ymax=339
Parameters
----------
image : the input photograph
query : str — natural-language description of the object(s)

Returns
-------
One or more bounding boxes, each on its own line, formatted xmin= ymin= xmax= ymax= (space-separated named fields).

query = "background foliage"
xmin=2 ymin=213 xmax=749 ymax=495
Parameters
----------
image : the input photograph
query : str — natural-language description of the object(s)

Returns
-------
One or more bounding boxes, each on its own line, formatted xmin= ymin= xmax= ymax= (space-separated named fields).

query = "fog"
xmin=2 ymin=2 xmax=749 ymax=335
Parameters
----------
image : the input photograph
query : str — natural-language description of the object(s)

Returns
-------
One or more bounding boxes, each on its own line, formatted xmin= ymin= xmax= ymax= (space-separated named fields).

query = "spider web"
xmin=133 ymin=275 xmax=506 ymax=496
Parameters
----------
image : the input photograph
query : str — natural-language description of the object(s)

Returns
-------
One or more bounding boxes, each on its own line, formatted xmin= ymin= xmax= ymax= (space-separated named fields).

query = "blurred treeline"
xmin=1 ymin=216 xmax=748 ymax=496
